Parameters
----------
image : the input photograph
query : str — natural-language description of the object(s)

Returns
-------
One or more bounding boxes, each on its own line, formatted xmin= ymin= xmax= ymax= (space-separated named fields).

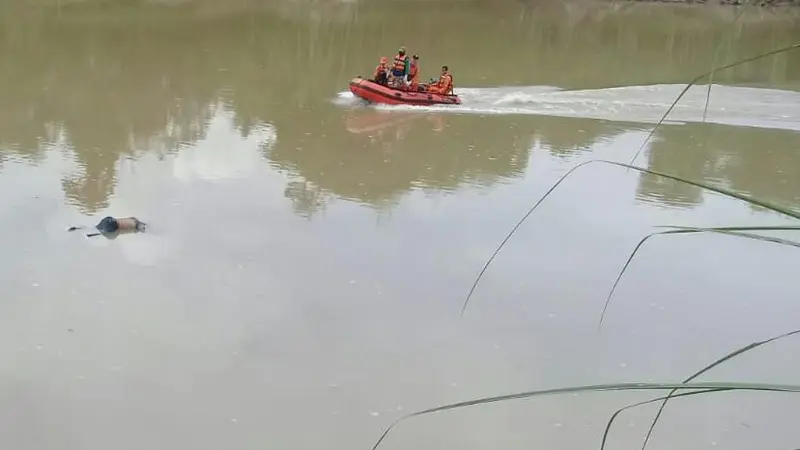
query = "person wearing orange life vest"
xmin=408 ymin=55 xmax=420 ymax=91
xmin=389 ymin=46 xmax=411 ymax=87
xmin=427 ymin=65 xmax=454 ymax=95
xmin=373 ymin=56 xmax=389 ymax=85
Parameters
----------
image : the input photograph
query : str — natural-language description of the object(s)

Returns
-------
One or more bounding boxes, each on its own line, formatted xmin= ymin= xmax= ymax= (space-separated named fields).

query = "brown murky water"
xmin=2 ymin=1 xmax=800 ymax=449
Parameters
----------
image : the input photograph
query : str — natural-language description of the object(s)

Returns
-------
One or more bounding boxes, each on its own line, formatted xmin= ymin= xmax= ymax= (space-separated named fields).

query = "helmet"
xmin=398 ymin=46 xmax=406 ymax=55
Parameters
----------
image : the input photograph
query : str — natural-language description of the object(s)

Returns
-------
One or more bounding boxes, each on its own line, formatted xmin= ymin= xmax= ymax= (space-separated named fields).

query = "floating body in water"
xmin=68 ymin=216 xmax=146 ymax=238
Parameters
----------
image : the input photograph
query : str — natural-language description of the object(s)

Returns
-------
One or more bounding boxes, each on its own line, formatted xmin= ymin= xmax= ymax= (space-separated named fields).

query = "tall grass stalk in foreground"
xmin=616 ymin=327 xmax=800 ymax=450
xmin=627 ymin=41 xmax=799 ymax=166
xmin=368 ymin=328 xmax=800 ymax=450
xmin=598 ymin=225 xmax=800 ymax=328
xmin=461 ymin=41 xmax=800 ymax=317
xmin=459 ymin=159 xmax=800 ymax=316
xmin=702 ymin=1 xmax=754 ymax=122
xmin=369 ymin=382 xmax=800 ymax=450
xmin=597 ymin=19 xmax=796 ymax=450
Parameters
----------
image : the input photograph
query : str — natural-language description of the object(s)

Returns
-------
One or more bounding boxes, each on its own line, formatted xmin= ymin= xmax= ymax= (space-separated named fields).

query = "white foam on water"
xmin=331 ymin=91 xmax=367 ymax=107
xmin=334 ymin=83 xmax=800 ymax=132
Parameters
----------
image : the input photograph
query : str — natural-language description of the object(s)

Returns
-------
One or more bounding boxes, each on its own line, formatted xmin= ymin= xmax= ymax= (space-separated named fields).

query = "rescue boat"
xmin=348 ymin=76 xmax=461 ymax=106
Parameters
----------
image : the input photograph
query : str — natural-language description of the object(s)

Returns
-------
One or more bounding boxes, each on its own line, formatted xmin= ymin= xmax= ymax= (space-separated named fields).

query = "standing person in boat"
xmin=373 ymin=56 xmax=390 ymax=85
xmin=408 ymin=55 xmax=421 ymax=91
xmin=427 ymin=65 xmax=454 ymax=95
xmin=390 ymin=46 xmax=411 ymax=88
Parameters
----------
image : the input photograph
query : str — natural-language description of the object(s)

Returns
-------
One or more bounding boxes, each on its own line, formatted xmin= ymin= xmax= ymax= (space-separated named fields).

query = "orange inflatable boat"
xmin=348 ymin=77 xmax=461 ymax=106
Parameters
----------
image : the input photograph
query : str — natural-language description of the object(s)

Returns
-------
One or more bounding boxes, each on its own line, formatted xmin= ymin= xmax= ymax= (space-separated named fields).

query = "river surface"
xmin=2 ymin=1 xmax=800 ymax=449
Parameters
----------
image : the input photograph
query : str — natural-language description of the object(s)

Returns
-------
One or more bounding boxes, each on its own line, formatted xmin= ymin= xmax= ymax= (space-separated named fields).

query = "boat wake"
xmin=333 ymin=84 xmax=800 ymax=132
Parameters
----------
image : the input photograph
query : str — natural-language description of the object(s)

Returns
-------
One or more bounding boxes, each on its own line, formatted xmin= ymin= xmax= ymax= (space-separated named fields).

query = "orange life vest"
xmin=393 ymin=54 xmax=407 ymax=73
xmin=409 ymin=64 xmax=418 ymax=81
xmin=438 ymin=73 xmax=453 ymax=93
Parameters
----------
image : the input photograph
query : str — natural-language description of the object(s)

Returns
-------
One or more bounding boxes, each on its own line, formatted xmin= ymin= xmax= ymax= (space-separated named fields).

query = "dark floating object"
xmin=67 ymin=216 xmax=147 ymax=238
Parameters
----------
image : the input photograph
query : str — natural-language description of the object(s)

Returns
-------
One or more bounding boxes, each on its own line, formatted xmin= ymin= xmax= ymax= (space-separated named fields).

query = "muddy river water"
xmin=1 ymin=1 xmax=800 ymax=449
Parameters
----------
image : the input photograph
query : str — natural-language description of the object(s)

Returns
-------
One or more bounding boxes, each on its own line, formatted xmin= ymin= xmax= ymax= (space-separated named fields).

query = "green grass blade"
xmin=637 ymin=327 xmax=800 ymax=450
xmin=460 ymin=158 xmax=597 ymax=317
xmin=461 ymin=158 xmax=800 ymax=316
xmin=629 ymin=41 xmax=800 ymax=166
xmin=702 ymin=2 xmax=753 ymax=122
xmin=664 ymin=227 xmax=800 ymax=247
xmin=599 ymin=225 xmax=800 ymax=328
xmin=654 ymin=225 xmax=800 ymax=232
xmin=660 ymin=226 xmax=800 ymax=249
xmin=600 ymin=228 xmax=701 ymax=328
xmin=599 ymin=388 xmax=733 ymax=450
xmin=370 ymin=382 xmax=800 ymax=450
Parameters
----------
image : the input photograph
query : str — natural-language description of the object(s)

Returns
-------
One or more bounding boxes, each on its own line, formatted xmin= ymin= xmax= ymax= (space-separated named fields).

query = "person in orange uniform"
xmin=390 ymin=46 xmax=411 ymax=88
xmin=373 ymin=56 xmax=389 ymax=85
xmin=408 ymin=55 xmax=420 ymax=91
xmin=427 ymin=65 xmax=453 ymax=95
